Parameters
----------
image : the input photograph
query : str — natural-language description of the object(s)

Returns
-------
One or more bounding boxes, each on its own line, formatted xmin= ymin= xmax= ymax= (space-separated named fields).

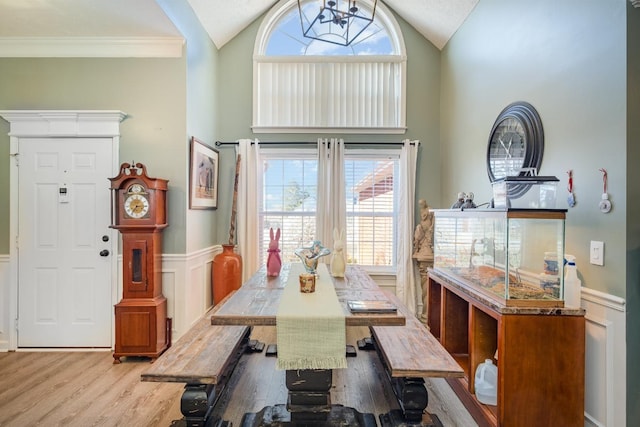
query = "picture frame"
xmin=189 ymin=137 xmax=219 ymax=210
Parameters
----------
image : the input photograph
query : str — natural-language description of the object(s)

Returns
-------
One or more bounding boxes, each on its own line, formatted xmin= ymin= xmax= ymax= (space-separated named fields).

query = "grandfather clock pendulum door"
xmin=110 ymin=162 xmax=170 ymax=363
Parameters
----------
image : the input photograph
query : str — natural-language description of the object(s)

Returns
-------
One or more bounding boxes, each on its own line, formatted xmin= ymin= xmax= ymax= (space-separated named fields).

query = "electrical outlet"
xmin=590 ymin=241 xmax=604 ymax=266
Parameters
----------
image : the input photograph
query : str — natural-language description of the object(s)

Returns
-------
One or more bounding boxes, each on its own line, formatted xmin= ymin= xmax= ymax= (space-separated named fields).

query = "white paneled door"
xmin=18 ymin=138 xmax=113 ymax=347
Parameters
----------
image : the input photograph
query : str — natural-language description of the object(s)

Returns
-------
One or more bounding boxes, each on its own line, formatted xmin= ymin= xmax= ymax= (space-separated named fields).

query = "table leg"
xmin=287 ymin=369 xmax=332 ymax=423
xmin=241 ymin=369 xmax=377 ymax=427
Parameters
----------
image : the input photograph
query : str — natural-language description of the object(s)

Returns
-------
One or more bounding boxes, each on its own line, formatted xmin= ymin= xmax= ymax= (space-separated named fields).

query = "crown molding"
xmin=0 ymin=36 xmax=184 ymax=58
xmin=0 ymin=110 xmax=127 ymax=137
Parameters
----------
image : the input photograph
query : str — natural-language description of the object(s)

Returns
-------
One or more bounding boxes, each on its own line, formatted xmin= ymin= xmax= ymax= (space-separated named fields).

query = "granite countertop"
xmin=428 ymin=268 xmax=585 ymax=316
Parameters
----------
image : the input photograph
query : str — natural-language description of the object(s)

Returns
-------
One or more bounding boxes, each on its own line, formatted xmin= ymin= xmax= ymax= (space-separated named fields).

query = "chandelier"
xmin=297 ymin=0 xmax=378 ymax=47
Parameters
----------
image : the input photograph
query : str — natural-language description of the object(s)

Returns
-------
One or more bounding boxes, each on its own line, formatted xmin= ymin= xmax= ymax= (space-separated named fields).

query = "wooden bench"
xmin=141 ymin=298 xmax=252 ymax=427
xmin=365 ymin=291 xmax=464 ymax=427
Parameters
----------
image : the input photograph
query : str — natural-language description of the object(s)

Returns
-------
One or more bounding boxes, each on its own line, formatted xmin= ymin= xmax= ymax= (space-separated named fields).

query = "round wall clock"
xmin=486 ymin=102 xmax=544 ymax=198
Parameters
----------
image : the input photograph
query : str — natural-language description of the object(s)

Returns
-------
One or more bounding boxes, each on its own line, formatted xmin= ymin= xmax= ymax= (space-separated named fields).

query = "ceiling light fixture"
xmin=297 ymin=0 xmax=378 ymax=47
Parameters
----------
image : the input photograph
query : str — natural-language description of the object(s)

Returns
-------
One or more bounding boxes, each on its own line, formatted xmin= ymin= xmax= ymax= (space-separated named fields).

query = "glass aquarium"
xmin=432 ymin=209 xmax=567 ymax=307
xmin=492 ymin=176 xmax=559 ymax=209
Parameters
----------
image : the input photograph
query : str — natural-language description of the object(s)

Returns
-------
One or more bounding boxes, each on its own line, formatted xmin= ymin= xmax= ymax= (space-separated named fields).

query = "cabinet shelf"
xmin=427 ymin=269 xmax=585 ymax=427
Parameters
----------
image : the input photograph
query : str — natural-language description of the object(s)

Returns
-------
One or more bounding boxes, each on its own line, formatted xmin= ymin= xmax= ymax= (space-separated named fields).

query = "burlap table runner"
xmin=276 ymin=263 xmax=347 ymax=370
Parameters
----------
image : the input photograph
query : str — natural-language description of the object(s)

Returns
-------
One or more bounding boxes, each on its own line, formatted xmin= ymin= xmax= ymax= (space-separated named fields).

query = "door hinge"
xmin=15 ymin=318 xmax=19 ymax=332
xmin=10 ymin=152 xmax=19 ymax=166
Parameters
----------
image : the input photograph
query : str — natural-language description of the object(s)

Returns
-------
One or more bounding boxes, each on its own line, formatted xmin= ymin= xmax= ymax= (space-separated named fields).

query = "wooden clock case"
xmin=109 ymin=162 xmax=170 ymax=363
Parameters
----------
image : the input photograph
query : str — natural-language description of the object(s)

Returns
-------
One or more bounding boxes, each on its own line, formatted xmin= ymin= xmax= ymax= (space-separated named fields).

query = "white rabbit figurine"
xmin=330 ymin=228 xmax=346 ymax=277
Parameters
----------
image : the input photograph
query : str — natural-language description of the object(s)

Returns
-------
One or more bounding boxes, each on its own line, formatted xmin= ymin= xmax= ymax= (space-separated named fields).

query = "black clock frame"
xmin=486 ymin=101 xmax=544 ymax=199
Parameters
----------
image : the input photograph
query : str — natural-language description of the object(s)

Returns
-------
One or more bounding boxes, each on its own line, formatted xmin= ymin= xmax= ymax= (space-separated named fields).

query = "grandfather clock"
xmin=110 ymin=162 xmax=170 ymax=363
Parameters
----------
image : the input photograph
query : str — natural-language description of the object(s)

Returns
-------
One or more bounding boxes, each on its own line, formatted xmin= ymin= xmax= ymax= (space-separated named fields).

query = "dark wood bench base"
xmin=360 ymin=335 xmax=431 ymax=426
xmin=169 ymin=411 xmax=230 ymax=427
xmin=379 ymin=409 xmax=443 ymax=427
xmin=141 ymin=299 xmax=252 ymax=427
xmin=174 ymin=326 xmax=251 ymax=427
xmin=174 ymin=383 xmax=231 ymax=427
xmin=364 ymin=291 xmax=465 ymax=427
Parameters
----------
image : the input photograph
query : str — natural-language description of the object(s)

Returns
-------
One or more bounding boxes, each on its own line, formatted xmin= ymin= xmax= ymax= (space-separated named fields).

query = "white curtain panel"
xmin=236 ymin=139 xmax=261 ymax=282
xmin=316 ymin=138 xmax=346 ymax=259
xmin=396 ymin=139 xmax=419 ymax=314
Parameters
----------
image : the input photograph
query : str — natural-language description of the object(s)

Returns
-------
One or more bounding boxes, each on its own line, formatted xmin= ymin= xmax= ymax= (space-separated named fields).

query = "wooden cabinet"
xmin=427 ymin=269 xmax=585 ymax=427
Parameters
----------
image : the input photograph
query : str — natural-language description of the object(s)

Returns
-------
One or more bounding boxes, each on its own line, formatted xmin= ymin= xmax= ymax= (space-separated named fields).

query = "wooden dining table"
xmin=211 ymin=263 xmax=406 ymax=328
xmin=210 ymin=262 xmax=406 ymax=427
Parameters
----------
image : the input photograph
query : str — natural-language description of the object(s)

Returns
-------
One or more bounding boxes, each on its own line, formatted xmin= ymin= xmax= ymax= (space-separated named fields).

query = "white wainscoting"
xmin=0 ymin=255 xmax=9 ymax=351
xmin=116 ymin=246 xmax=220 ymax=344
xmin=163 ymin=246 xmax=217 ymax=341
xmin=581 ymin=287 xmax=626 ymax=427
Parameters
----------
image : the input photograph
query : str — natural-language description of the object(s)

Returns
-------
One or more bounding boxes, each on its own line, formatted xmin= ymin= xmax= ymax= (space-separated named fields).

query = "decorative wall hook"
xmin=566 ymin=170 xmax=576 ymax=207
xmin=598 ymin=168 xmax=612 ymax=213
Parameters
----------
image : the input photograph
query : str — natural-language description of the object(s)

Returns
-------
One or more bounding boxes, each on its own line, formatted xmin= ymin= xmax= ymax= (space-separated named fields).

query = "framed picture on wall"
xmin=189 ymin=137 xmax=219 ymax=210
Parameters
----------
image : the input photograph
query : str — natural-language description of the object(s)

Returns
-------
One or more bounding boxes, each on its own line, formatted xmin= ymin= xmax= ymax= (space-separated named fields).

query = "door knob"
xmin=100 ymin=249 xmax=110 ymax=257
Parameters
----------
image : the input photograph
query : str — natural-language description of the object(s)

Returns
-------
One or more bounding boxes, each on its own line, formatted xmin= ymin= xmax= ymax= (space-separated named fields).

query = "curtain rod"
xmin=214 ymin=140 xmax=415 ymax=147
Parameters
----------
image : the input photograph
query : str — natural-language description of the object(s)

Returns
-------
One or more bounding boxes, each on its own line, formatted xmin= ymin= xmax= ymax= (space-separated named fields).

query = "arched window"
xmin=253 ymin=0 xmax=407 ymax=133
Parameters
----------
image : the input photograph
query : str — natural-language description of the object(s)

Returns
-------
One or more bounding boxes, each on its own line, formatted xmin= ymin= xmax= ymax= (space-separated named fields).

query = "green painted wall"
xmin=0 ymin=0 xmax=224 ymax=255
xmin=213 ymin=7 xmax=443 ymax=241
xmin=442 ymin=0 xmax=627 ymax=297
xmin=626 ymin=1 xmax=640 ymax=421
xmin=158 ymin=0 xmax=221 ymax=252
xmin=0 ymin=57 xmax=188 ymax=253
xmin=441 ymin=0 xmax=637 ymax=423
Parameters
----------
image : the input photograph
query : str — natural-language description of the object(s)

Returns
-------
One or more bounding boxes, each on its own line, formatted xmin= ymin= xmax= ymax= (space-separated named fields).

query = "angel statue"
xmin=413 ymin=199 xmax=434 ymax=259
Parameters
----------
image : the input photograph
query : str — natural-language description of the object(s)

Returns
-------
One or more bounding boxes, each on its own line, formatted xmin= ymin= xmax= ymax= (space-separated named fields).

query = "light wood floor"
xmin=0 ymin=326 xmax=477 ymax=427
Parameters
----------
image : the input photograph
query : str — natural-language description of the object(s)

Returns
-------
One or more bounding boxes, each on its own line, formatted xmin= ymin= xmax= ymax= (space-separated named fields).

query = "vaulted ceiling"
xmin=0 ymin=0 xmax=478 ymax=56
xmin=186 ymin=0 xmax=479 ymax=50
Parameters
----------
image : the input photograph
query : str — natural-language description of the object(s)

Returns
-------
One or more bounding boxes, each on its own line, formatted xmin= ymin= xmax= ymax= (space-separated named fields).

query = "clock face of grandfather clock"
xmin=109 ymin=162 xmax=170 ymax=363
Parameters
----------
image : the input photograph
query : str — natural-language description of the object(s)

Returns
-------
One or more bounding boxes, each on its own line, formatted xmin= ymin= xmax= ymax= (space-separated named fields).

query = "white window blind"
xmin=258 ymin=148 xmax=399 ymax=270
xmin=345 ymin=155 xmax=398 ymax=267
xmin=253 ymin=57 xmax=406 ymax=133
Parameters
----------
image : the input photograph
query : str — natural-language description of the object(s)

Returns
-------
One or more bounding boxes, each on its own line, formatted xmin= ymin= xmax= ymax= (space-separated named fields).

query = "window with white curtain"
xmin=253 ymin=0 xmax=407 ymax=133
xmin=259 ymin=147 xmax=400 ymax=271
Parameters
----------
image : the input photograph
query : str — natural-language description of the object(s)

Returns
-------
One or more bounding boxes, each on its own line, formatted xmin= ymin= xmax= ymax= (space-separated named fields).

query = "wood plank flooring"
xmin=0 ymin=326 xmax=477 ymax=427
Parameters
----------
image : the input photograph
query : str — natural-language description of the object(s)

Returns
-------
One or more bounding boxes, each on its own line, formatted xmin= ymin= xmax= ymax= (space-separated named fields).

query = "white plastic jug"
xmin=474 ymin=359 xmax=498 ymax=406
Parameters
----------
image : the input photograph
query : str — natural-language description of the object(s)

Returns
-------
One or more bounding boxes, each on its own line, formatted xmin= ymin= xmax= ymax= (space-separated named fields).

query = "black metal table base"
xmin=240 ymin=404 xmax=378 ymax=427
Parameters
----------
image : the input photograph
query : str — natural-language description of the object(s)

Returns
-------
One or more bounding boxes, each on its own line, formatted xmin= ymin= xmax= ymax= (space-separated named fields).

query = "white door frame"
xmin=0 ymin=110 xmax=126 ymax=351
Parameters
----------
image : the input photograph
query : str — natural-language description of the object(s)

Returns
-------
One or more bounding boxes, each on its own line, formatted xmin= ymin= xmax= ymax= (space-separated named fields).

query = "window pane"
xmin=259 ymin=149 xmax=399 ymax=270
xmin=261 ymin=155 xmax=318 ymax=266
xmin=263 ymin=214 xmax=316 ymax=263
xmin=266 ymin=3 xmax=393 ymax=56
xmin=344 ymin=156 xmax=397 ymax=268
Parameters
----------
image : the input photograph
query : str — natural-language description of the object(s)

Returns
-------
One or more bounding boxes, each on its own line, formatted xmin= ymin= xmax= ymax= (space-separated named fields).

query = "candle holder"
xmin=299 ymin=273 xmax=316 ymax=293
